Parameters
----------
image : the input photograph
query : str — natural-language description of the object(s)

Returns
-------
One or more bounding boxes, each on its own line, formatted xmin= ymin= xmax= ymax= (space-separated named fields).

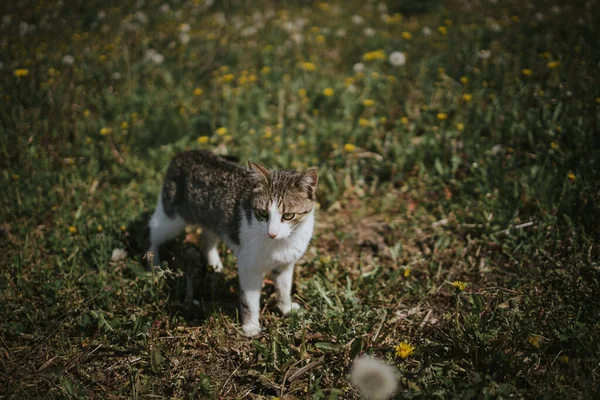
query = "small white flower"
xmin=478 ymin=49 xmax=491 ymax=59
xmin=336 ymin=28 xmax=346 ymax=37
xmin=389 ymin=51 xmax=406 ymax=67
xmin=350 ymin=356 xmax=398 ymax=400
xmin=422 ymin=26 xmax=432 ymax=36
xmin=291 ymin=33 xmax=304 ymax=45
xmin=112 ymin=72 xmax=122 ymax=80
xmin=159 ymin=3 xmax=170 ymax=13
xmin=151 ymin=53 xmax=164 ymax=64
xmin=134 ymin=11 xmax=148 ymax=24
xmin=353 ymin=62 xmax=365 ymax=73
xmin=19 ymin=21 xmax=29 ymax=36
xmin=352 ymin=15 xmax=364 ymax=25
xmin=240 ymin=26 xmax=258 ymax=37
xmin=346 ymin=84 xmax=357 ymax=93
xmin=551 ymin=5 xmax=561 ymax=14
xmin=179 ymin=23 xmax=190 ymax=32
xmin=489 ymin=22 xmax=502 ymax=32
xmin=179 ymin=32 xmax=190 ymax=44
xmin=62 ymin=54 xmax=74 ymax=65
xmin=535 ymin=12 xmax=544 ymax=21
xmin=363 ymin=27 xmax=376 ymax=37
xmin=377 ymin=2 xmax=388 ymax=13
xmin=213 ymin=12 xmax=226 ymax=25
xmin=98 ymin=10 xmax=106 ymax=20
xmin=111 ymin=248 xmax=127 ymax=262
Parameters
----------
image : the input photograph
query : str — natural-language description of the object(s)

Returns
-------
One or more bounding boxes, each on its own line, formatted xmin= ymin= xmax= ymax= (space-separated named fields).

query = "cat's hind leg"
xmin=148 ymin=193 xmax=186 ymax=267
xmin=200 ymin=228 xmax=223 ymax=272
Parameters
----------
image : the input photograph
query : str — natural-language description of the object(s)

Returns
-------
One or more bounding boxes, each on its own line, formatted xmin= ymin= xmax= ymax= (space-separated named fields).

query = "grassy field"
xmin=1 ymin=0 xmax=600 ymax=398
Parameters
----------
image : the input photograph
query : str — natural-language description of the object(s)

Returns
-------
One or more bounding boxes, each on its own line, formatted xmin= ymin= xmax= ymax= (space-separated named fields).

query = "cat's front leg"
xmin=274 ymin=263 xmax=301 ymax=316
xmin=238 ymin=263 xmax=263 ymax=336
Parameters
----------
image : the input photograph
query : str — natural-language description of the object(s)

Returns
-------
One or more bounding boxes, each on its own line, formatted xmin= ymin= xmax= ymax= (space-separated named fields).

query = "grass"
xmin=1 ymin=0 xmax=600 ymax=398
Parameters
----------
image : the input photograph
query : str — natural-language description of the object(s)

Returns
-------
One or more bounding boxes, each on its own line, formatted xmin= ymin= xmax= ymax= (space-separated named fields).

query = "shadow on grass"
xmin=123 ymin=212 xmax=240 ymax=325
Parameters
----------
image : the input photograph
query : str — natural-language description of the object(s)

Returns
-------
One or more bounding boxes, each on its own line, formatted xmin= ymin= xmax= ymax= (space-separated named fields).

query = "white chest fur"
xmin=235 ymin=210 xmax=314 ymax=272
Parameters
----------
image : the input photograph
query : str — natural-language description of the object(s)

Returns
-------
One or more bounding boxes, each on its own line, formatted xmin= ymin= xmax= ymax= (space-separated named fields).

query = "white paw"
xmin=210 ymin=262 xmax=224 ymax=273
xmin=242 ymin=323 xmax=261 ymax=337
xmin=279 ymin=302 xmax=301 ymax=316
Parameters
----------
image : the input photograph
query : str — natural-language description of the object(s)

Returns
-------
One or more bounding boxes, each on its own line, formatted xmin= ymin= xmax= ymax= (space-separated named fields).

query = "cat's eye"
xmin=282 ymin=213 xmax=295 ymax=221
xmin=255 ymin=209 xmax=269 ymax=220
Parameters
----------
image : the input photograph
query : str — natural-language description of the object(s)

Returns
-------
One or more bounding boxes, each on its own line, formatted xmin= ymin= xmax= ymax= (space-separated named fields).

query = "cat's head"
xmin=247 ymin=160 xmax=318 ymax=240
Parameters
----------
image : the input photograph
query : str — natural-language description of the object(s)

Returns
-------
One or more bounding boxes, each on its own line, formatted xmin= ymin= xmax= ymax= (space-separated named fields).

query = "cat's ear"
xmin=296 ymin=169 xmax=318 ymax=199
xmin=248 ymin=160 xmax=270 ymax=184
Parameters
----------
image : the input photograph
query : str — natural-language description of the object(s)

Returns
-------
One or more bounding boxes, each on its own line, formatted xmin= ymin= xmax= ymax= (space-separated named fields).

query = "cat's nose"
xmin=268 ymin=232 xmax=277 ymax=239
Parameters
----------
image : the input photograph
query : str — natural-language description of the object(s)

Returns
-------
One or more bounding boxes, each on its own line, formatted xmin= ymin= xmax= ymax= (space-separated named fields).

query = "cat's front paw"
xmin=279 ymin=302 xmax=301 ymax=316
xmin=242 ymin=323 xmax=261 ymax=337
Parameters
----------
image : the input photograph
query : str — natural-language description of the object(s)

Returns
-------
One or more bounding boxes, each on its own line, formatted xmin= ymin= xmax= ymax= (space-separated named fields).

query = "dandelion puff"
xmin=179 ymin=23 xmax=190 ymax=32
xmin=62 ymin=54 xmax=74 ymax=65
xmin=535 ymin=12 xmax=544 ymax=21
xmin=112 ymin=72 xmax=122 ymax=80
xmin=363 ymin=27 xmax=376 ymax=37
xmin=389 ymin=51 xmax=406 ymax=67
xmin=19 ymin=21 xmax=30 ymax=36
xmin=551 ymin=5 xmax=561 ymax=14
xmin=159 ymin=3 xmax=170 ymax=13
xmin=478 ymin=49 xmax=491 ymax=59
xmin=336 ymin=28 xmax=346 ymax=37
xmin=350 ymin=356 xmax=398 ymax=400
xmin=353 ymin=63 xmax=365 ymax=73
xmin=352 ymin=15 xmax=365 ymax=25
xmin=179 ymin=32 xmax=190 ymax=45
xmin=111 ymin=249 xmax=127 ymax=262
xmin=377 ymin=2 xmax=388 ymax=13
xmin=422 ymin=26 xmax=432 ymax=35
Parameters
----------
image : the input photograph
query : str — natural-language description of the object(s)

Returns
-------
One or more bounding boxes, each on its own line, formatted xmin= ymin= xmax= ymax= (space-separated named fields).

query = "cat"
xmin=148 ymin=150 xmax=318 ymax=336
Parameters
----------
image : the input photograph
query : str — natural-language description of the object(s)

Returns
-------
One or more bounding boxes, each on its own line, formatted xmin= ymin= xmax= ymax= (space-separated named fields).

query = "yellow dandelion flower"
xmin=401 ymin=117 xmax=409 ymax=125
xmin=358 ymin=118 xmax=370 ymax=127
xmin=132 ymin=112 xmax=139 ymax=121
xmin=261 ymin=66 xmax=271 ymax=75
xmin=596 ymin=97 xmax=600 ymax=104
xmin=362 ymin=99 xmax=375 ymax=107
xmin=264 ymin=44 xmax=273 ymax=52
xmin=559 ymin=355 xmax=569 ymax=364
xmin=97 ymin=225 xmax=103 ymax=232
xmin=68 ymin=226 xmax=77 ymax=234
xmin=387 ymin=75 xmax=397 ymax=83
xmin=223 ymin=73 xmax=235 ymax=82
xmin=462 ymin=93 xmax=473 ymax=102
xmin=456 ymin=122 xmax=465 ymax=131
xmin=48 ymin=68 xmax=57 ymax=77
xmin=437 ymin=113 xmax=448 ymax=121
xmin=14 ymin=69 xmax=29 ymax=77
xmin=300 ymin=62 xmax=317 ymax=72
xmin=216 ymin=127 xmax=227 ymax=136
xmin=362 ymin=50 xmax=386 ymax=62
xmin=99 ymin=54 xmax=107 ymax=62
xmin=323 ymin=87 xmax=334 ymax=97
xmin=438 ymin=26 xmax=447 ymax=35
xmin=394 ymin=341 xmax=415 ymax=359
xmin=403 ymin=268 xmax=411 ymax=278
xmin=567 ymin=172 xmax=576 ymax=181
xmin=437 ymin=67 xmax=445 ymax=75
xmin=193 ymin=88 xmax=204 ymax=96
xmin=379 ymin=116 xmax=387 ymax=124
xmin=344 ymin=77 xmax=354 ymax=87
xmin=541 ymin=52 xmax=551 ymax=59
xmin=511 ymin=15 xmax=520 ymax=23
xmin=83 ymin=110 xmax=91 ymax=117
xmin=401 ymin=31 xmax=412 ymax=40
xmin=263 ymin=126 xmax=273 ymax=139
xmin=121 ymin=225 xmax=126 ymax=232
xmin=528 ymin=334 xmax=542 ymax=349
xmin=317 ymin=1 xmax=330 ymax=11
xmin=12 ymin=174 xmax=20 ymax=181
xmin=460 ymin=76 xmax=468 ymax=84
xmin=316 ymin=35 xmax=326 ymax=44
xmin=550 ymin=141 xmax=559 ymax=149
xmin=312 ymin=109 xmax=320 ymax=116
xmin=344 ymin=143 xmax=356 ymax=152
xmin=298 ymin=88 xmax=307 ymax=97
xmin=452 ymin=281 xmax=467 ymax=291
xmin=99 ymin=127 xmax=112 ymax=136
xmin=444 ymin=19 xmax=453 ymax=27
xmin=547 ymin=61 xmax=560 ymax=69
xmin=121 ymin=121 xmax=128 ymax=129
xmin=371 ymin=72 xmax=380 ymax=79
xmin=522 ymin=69 xmax=532 ymax=76
xmin=197 ymin=136 xmax=209 ymax=144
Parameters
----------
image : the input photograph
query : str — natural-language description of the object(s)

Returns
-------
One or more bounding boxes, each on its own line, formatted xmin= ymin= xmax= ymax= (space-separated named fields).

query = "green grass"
xmin=1 ymin=0 xmax=600 ymax=398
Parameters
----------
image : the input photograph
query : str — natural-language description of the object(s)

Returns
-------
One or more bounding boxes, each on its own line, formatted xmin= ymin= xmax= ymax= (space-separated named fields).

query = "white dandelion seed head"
xmin=134 ymin=11 xmax=148 ymax=24
xmin=389 ymin=51 xmax=406 ymax=67
xmin=350 ymin=356 xmax=398 ymax=400
xmin=62 ymin=54 xmax=74 ymax=65
xmin=112 ymin=72 xmax=122 ymax=80
xmin=179 ymin=32 xmax=190 ymax=44
xmin=490 ymin=22 xmax=502 ymax=32
xmin=179 ymin=23 xmax=190 ymax=32
xmin=551 ymin=5 xmax=561 ymax=14
xmin=363 ymin=27 xmax=376 ymax=37
xmin=213 ymin=12 xmax=226 ymax=25
xmin=151 ymin=53 xmax=164 ymax=64
xmin=535 ymin=12 xmax=544 ymax=21
xmin=377 ymin=2 xmax=388 ymax=13
xmin=159 ymin=3 xmax=170 ymax=13
xmin=111 ymin=248 xmax=127 ymax=262
xmin=478 ymin=49 xmax=492 ymax=59
xmin=98 ymin=10 xmax=106 ymax=20
xmin=353 ymin=62 xmax=366 ymax=73
xmin=336 ymin=28 xmax=347 ymax=37
xmin=346 ymin=84 xmax=357 ymax=93
xmin=19 ymin=21 xmax=30 ymax=36
xmin=422 ymin=26 xmax=432 ymax=36
xmin=240 ymin=25 xmax=258 ymax=37
xmin=352 ymin=15 xmax=365 ymax=25
xmin=291 ymin=33 xmax=304 ymax=45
